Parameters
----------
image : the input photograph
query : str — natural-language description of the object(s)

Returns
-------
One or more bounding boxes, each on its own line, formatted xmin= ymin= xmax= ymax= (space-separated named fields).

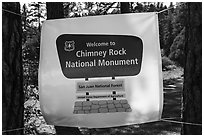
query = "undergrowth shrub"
xmin=162 ymin=56 xmax=176 ymax=71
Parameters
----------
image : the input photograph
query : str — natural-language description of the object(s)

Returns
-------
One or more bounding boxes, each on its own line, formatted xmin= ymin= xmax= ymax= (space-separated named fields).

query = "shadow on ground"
xmin=80 ymin=77 xmax=183 ymax=135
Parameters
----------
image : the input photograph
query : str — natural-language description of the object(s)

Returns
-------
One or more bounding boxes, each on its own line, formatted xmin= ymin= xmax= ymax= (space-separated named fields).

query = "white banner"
xmin=39 ymin=12 xmax=163 ymax=128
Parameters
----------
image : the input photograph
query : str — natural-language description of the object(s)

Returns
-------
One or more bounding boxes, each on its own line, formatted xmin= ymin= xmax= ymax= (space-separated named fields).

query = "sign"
xmin=76 ymin=80 xmax=124 ymax=91
xmin=56 ymin=34 xmax=143 ymax=78
xmin=39 ymin=12 xmax=163 ymax=128
xmin=76 ymin=94 xmax=125 ymax=99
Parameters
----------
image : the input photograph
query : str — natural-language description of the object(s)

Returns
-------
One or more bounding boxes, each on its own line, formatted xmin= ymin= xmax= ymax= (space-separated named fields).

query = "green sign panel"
xmin=56 ymin=34 xmax=143 ymax=78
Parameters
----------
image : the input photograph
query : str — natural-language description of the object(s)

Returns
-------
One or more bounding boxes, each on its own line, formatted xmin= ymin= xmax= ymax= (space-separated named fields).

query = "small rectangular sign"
xmin=77 ymin=80 xmax=124 ymax=91
xmin=76 ymin=94 xmax=125 ymax=99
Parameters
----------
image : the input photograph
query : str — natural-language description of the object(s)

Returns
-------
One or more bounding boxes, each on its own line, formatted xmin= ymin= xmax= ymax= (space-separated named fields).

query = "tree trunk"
xmin=182 ymin=2 xmax=202 ymax=135
xmin=46 ymin=2 xmax=81 ymax=135
xmin=120 ymin=2 xmax=131 ymax=13
xmin=2 ymin=2 xmax=24 ymax=135
xmin=46 ymin=2 xmax=64 ymax=19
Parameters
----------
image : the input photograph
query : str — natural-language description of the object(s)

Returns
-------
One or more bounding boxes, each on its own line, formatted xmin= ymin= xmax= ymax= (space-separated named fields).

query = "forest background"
xmin=2 ymin=1 xmax=202 ymax=135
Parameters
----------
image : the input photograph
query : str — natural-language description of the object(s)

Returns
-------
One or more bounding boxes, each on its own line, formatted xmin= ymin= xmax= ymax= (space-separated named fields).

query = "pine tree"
xmin=163 ymin=3 xmax=174 ymax=56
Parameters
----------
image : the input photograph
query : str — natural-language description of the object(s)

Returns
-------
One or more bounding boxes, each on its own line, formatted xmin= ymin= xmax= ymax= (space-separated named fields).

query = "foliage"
xmin=24 ymin=86 xmax=56 ymax=134
xmin=23 ymin=32 xmax=40 ymax=88
xmin=172 ymin=3 xmax=187 ymax=37
xmin=22 ymin=2 xmax=46 ymax=30
xmin=22 ymin=33 xmax=56 ymax=134
xmin=169 ymin=28 xmax=185 ymax=67
xmin=158 ymin=3 xmax=186 ymax=57
xmin=63 ymin=2 xmax=120 ymax=17
xmin=163 ymin=4 xmax=174 ymax=56
xmin=22 ymin=3 xmax=43 ymax=134
xmin=162 ymin=56 xmax=176 ymax=71
xmin=167 ymin=3 xmax=187 ymax=67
